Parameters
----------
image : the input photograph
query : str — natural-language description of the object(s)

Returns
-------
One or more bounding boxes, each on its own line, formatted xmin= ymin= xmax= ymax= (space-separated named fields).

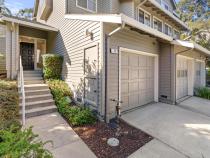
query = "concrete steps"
xmin=19 ymin=70 xmax=57 ymax=119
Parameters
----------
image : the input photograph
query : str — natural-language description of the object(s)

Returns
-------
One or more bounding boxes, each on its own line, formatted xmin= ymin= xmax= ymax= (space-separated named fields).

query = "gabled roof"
xmin=0 ymin=14 xmax=58 ymax=32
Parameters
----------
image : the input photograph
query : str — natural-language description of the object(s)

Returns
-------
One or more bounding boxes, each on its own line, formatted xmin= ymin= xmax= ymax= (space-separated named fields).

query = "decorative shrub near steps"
xmin=42 ymin=54 xmax=63 ymax=80
xmin=0 ymin=80 xmax=53 ymax=158
xmin=47 ymin=80 xmax=96 ymax=126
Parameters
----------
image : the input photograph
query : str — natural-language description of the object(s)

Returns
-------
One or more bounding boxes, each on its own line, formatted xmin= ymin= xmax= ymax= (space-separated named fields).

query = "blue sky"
xmin=5 ymin=0 xmax=180 ymax=15
xmin=5 ymin=0 xmax=35 ymax=14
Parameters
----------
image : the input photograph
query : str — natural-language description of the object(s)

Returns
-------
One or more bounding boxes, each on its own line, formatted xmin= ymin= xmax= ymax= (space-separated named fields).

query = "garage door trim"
xmin=119 ymin=47 xmax=159 ymax=110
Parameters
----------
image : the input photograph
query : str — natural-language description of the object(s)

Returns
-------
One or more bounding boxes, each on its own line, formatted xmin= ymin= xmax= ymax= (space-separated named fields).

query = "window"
xmin=153 ymin=17 xmax=163 ymax=32
xmin=165 ymin=23 xmax=172 ymax=36
xmin=174 ymin=29 xmax=180 ymax=39
xmin=76 ymin=0 xmax=97 ymax=12
xmin=162 ymin=1 xmax=169 ymax=11
xmin=138 ymin=8 xmax=151 ymax=27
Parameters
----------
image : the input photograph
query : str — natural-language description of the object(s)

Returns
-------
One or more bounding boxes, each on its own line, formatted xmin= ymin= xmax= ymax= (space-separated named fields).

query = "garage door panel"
xmin=139 ymin=55 xmax=147 ymax=67
xmin=147 ymin=57 xmax=154 ymax=67
xmin=147 ymin=69 xmax=154 ymax=78
xmin=121 ymin=95 xmax=129 ymax=111
xmin=129 ymin=94 xmax=139 ymax=108
xmin=121 ymin=68 xmax=129 ymax=80
xmin=139 ymin=69 xmax=147 ymax=79
xmin=129 ymin=81 xmax=139 ymax=92
xmin=130 ymin=68 xmax=139 ymax=79
xmin=122 ymin=53 xmax=129 ymax=66
xmin=139 ymin=80 xmax=147 ymax=90
xmin=129 ymin=54 xmax=139 ymax=66
xmin=121 ymin=82 xmax=129 ymax=94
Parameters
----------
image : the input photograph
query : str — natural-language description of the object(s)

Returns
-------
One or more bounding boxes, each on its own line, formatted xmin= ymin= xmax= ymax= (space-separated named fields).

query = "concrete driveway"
xmin=178 ymin=96 xmax=210 ymax=117
xmin=122 ymin=103 xmax=210 ymax=158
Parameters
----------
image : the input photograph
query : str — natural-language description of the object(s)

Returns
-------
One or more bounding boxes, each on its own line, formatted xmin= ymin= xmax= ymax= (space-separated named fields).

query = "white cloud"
xmin=5 ymin=1 xmax=24 ymax=14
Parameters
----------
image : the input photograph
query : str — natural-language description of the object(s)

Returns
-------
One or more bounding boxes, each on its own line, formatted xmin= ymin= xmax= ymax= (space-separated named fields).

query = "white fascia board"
xmin=194 ymin=43 xmax=210 ymax=56
xmin=65 ymin=13 xmax=173 ymax=41
xmin=148 ymin=0 xmax=189 ymax=30
xmin=65 ymin=14 xmax=122 ymax=24
xmin=1 ymin=16 xmax=58 ymax=32
xmin=171 ymin=40 xmax=194 ymax=48
xmin=121 ymin=14 xmax=173 ymax=41
xmin=172 ymin=39 xmax=210 ymax=56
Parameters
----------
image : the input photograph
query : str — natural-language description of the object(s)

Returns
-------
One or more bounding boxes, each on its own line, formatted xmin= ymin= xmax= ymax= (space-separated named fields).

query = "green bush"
xmin=0 ymin=80 xmax=19 ymax=129
xmin=195 ymin=87 xmax=210 ymax=100
xmin=47 ymin=80 xmax=73 ymax=103
xmin=0 ymin=126 xmax=52 ymax=158
xmin=56 ymin=97 xmax=96 ymax=126
xmin=42 ymin=54 xmax=63 ymax=79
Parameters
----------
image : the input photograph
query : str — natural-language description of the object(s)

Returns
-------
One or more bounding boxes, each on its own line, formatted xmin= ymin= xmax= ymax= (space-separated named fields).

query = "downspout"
xmin=104 ymin=22 xmax=125 ymax=122
xmin=174 ymin=47 xmax=193 ymax=104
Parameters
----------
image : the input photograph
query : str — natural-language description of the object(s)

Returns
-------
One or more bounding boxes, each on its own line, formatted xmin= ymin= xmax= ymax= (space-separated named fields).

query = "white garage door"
xmin=194 ymin=61 xmax=202 ymax=88
xmin=120 ymin=51 xmax=155 ymax=112
xmin=176 ymin=56 xmax=189 ymax=99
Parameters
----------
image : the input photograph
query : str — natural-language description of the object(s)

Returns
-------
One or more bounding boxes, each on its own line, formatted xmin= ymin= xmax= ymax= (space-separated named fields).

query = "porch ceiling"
xmin=0 ymin=14 xmax=58 ymax=32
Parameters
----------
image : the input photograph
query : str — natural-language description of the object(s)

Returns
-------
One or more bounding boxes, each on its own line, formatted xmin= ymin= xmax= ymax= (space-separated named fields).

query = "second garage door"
xmin=120 ymin=51 xmax=155 ymax=112
xmin=176 ymin=56 xmax=189 ymax=100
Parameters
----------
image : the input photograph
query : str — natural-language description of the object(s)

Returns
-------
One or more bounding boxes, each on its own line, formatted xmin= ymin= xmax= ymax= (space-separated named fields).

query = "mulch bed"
xmin=73 ymin=119 xmax=153 ymax=158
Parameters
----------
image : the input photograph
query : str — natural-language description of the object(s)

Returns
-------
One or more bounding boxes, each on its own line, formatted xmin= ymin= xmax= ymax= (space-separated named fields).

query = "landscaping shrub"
xmin=195 ymin=87 xmax=210 ymax=100
xmin=0 ymin=126 xmax=52 ymax=158
xmin=47 ymin=80 xmax=73 ymax=103
xmin=0 ymin=80 xmax=19 ymax=129
xmin=42 ymin=54 xmax=63 ymax=79
xmin=56 ymin=97 xmax=96 ymax=126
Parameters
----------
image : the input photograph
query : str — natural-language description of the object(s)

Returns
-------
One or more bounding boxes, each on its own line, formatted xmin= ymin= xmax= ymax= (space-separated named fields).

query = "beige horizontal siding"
xmin=37 ymin=0 xmax=103 ymax=116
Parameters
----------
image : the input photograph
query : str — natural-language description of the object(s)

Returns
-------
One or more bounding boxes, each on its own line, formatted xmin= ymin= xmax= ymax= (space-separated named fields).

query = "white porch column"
xmin=6 ymin=23 xmax=11 ymax=79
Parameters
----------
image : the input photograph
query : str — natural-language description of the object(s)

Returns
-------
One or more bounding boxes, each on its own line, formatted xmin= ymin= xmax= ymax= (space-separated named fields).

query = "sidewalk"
xmin=26 ymin=112 xmax=96 ymax=158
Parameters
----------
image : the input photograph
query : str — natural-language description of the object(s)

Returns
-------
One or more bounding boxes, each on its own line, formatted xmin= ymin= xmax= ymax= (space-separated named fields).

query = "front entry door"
xmin=84 ymin=45 xmax=99 ymax=108
xmin=20 ymin=42 xmax=34 ymax=70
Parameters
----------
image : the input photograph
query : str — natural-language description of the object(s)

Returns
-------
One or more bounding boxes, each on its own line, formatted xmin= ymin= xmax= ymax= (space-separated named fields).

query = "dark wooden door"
xmin=20 ymin=42 xmax=34 ymax=70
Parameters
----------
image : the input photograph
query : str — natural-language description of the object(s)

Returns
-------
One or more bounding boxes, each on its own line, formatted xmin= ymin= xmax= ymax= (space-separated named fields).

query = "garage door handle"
xmin=94 ymin=90 xmax=97 ymax=93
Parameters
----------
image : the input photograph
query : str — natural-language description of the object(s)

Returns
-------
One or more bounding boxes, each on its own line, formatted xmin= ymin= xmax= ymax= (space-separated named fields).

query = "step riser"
xmin=24 ymin=77 xmax=43 ymax=81
xmin=25 ymin=108 xmax=57 ymax=118
xmin=24 ymin=90 xmax=51 ymax=96
xmin=20 ymin=101 xmax=55 ymax=110
xmin=24 ymin=74 xmax=42 ymax=77
xmin=19 ymin=86 xmax=49 ymax=91
xmin=23 ymin=71 xmax=42 ymax=74
xmin=24 ymin=81 xmax=44 ymax=85
xmin=20 ymin=95 xmax=53 ymax=102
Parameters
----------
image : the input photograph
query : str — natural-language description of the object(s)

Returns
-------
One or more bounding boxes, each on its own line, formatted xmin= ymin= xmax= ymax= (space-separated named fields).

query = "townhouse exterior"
xmin=0 ymin=0 xmax=210 ymax=121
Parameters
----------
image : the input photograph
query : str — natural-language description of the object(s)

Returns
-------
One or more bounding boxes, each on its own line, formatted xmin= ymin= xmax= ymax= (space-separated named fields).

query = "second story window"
xmin=153 ymin=17 xmax=163 ymax=32
xmin=174 ymin=29 xmax=180 ymax=39
xmin=76 ymin=0 xmax=97 ymax=12
xmin=165 ymin=23 xmax=172 ymax=36
xmin=138 ymin=9 xmax=151 ymax=27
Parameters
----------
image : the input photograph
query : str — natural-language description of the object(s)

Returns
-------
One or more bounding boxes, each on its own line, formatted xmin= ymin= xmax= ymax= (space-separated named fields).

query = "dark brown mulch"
xmin=73 ymin=119 xmax=153 ymax=158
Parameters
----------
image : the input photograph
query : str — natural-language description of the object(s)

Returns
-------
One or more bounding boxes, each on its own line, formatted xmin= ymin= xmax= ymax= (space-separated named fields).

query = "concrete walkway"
xmin=129 ymin=139 xmax=187 ymax=158
xmin=122 ymin=103 xmax=210 ymax=158
xmin=26 ymin=112 xmax=96 ymax=158
xmin=179 ymin=96 xmax=210 ymax=117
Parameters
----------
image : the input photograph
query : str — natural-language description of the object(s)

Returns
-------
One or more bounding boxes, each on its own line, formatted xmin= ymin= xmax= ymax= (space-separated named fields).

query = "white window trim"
xmin=137 ymin=7 xmax=152 ymax=27
xmin=165 ymin=23 xmax=172 ymax=36
xmin=153 ymin=16 xmax=163 ymax=32
xmin=76 ymin=0 xmax=97 ymax=13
